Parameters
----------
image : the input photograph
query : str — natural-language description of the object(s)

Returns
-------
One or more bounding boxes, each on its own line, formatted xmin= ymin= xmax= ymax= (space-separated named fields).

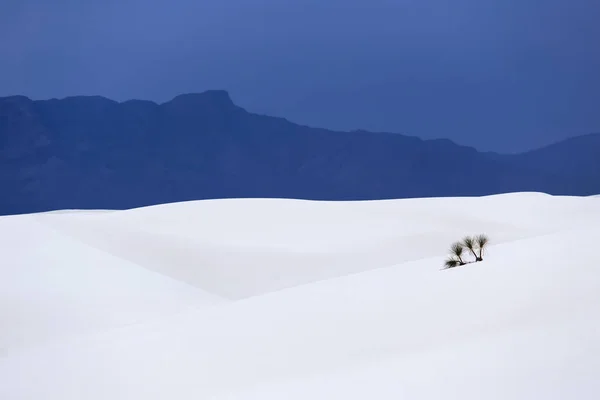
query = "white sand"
xmin=1 ymin=192 xmax=599 ymax=399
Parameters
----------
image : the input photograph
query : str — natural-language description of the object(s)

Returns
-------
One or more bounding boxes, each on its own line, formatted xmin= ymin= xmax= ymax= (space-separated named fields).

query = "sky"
xmin=1 ymin=0 xmax=599 ymax=153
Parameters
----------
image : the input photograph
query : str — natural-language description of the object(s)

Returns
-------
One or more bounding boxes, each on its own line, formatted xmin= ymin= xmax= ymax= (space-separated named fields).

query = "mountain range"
xmin=1 ymin=90 xmax=598 ymax=215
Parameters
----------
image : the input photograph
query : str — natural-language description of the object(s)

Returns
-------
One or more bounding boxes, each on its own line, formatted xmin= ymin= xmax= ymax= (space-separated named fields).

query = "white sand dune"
xmin=1 ymin=192 xmax=599 ymax=399
xmin=0 ymin=214 xmax=222 ymax=351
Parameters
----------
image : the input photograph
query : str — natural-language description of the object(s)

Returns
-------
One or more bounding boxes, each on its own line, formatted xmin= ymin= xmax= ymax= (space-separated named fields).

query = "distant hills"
xmin=1 ymin=90 xmax=598 ymax=215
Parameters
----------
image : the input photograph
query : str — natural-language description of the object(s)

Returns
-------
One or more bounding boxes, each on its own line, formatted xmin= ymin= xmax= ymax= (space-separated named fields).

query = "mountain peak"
xmin=0 ymin=95 xmax=33 ymax=108
xmin=167 ymin=90 xmax=235 ymax=109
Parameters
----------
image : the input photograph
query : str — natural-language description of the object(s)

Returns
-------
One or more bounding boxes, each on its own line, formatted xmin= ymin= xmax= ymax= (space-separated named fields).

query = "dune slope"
xmin=1 ymin=193 xmax=599 ymax=399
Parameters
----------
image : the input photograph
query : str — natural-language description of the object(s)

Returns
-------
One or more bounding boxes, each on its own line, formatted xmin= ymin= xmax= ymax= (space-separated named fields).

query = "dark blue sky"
xmin=1 ymin=0 xmax=599 ymax=152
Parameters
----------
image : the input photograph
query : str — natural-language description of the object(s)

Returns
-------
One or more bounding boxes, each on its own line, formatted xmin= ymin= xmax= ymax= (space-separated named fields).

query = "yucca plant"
xmin=461 ymin=235 xmax=481 ymax=261
xmin=442 ymin=235 xmax=490 ymax=269
xmin=476 ymin=234 xmax=489 ymax=261
xmin=444 ymin=257 xmax=461 ymax=269
xmin=450 ymin=242 xmax=466 ymax=265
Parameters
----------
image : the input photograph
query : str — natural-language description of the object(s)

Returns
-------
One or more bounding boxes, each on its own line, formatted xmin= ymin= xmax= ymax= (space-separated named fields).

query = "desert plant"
xmin=443 ymin=234 xmax=490 ymax=269
xmin=444 ymin=257 xmax=461 ymax=269
xmin=461 ymin=235 xmax=481 ymax=261
xmin=476 ymin=234 xmax=489 ymax=261
xmin=450 ymin=242 xmax=466 ymax=265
